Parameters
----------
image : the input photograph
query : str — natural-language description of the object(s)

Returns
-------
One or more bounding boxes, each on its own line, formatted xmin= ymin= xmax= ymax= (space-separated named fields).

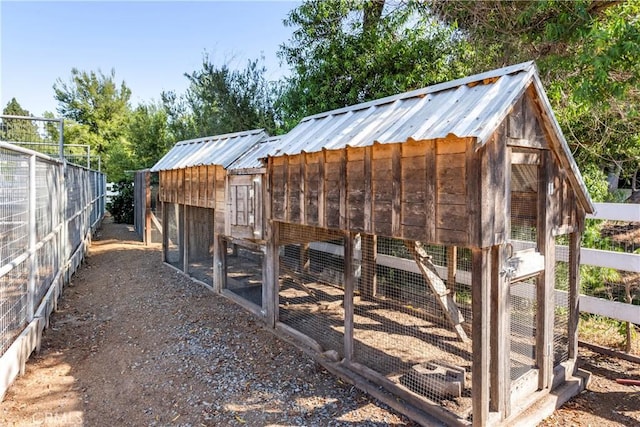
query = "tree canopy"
xmin=277 ymin=0 xmax=473 ymax=125
xmin=7 ymin=0 xmax=636 ymax=193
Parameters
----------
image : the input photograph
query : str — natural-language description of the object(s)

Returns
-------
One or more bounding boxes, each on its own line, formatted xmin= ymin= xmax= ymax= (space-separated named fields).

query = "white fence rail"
xmin=310 ymin=201 xmax=639 ymax=326
xmin=0 ymin=140 xmax=105 ymax=399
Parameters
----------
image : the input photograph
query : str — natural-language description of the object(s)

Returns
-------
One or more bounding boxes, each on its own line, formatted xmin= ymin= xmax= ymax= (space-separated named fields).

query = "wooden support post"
xmin=145 ymin=170 xmax=152 ymax=245
xmin=264 ymin=222 xmax=280 ymax=327
xmin=300 ymin=151 xmax=306 ymax=225
xmin=568 ymin=228 xmax=581 ymax=360
xmin=391 ymin=144 xmax=401 ymax=236
xmin=360 ymin=234 xmax=377 ymax=300
xmin=182 ymin=205 xmax=189 ymax=274
xmin=343 ymin=232 xmax=355 ymax=361
xmin=363 ymin=146 xmax=373 ymax=233
xmin=537 ymin=151 xmax=556 ymax=390
xmin=472 ymin=247 xmax=491 ymax=427
xmin=212 ymin=234 xmax=226 ymax=293
xmin=300 ymin=242 xmax=310 ymax=273
xmin=177 ymin=204 xmax=185 ymax=271
xmin=162 ymin=201 xmax=168 ymax=262
xmin=318 ymin=150 xmax=326 ymax=228
xmin=339 ymin=150 xmax=347 ymax=229
xmin=405 ymin=241 xmax=469 ymax=342
xmin=490 ymin=244 xmax=511 ymax=416
xmin=447 ymin=246 xmax=457 ymax=301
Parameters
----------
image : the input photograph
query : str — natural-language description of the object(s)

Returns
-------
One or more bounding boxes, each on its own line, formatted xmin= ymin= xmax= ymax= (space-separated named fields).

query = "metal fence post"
xmin=27 ymin=154 xmax=37 ymax=321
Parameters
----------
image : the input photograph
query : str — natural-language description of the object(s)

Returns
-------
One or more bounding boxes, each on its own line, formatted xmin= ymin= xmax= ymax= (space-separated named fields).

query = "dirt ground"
xmin=1 ymin=219 xmax=639 ymax=426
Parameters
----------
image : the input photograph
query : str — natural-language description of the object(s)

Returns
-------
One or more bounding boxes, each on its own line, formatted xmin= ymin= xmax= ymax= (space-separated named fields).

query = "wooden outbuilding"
xmin=152 ymin=62 xmax=594 ymax=427
xmin=151 ymin=129 xmax=270 ymax=289
xmin=262 ymin=61 xmax=594 ymax=426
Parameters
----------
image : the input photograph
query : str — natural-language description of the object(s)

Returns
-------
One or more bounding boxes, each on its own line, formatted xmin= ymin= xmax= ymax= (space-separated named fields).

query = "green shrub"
xmin=107 ymin=181 xmax=134 ymax=224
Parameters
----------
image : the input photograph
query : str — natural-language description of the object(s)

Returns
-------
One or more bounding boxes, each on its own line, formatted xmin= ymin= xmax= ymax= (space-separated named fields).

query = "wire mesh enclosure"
xmin=164 ymin=203 xmax=183 ymax=270
xmin=186 ymin=206 xmax=215 ymax=286
xmin=509 ymin=277 xmax=538 ymax=381
xmin=356 ymin=237 xmax=474 ymax=420
xmin=225 ymin=242 xmax=264 ymax=308
xmin=278 ymin=224 xmax=347 ymax=356
xmin=0 ymin=125 xmax=105 ymax=360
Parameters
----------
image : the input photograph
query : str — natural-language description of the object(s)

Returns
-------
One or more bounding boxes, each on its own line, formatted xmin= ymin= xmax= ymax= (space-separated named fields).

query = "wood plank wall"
xmin=269 ymin=137 xmax=482 ymax=247
xmin=158 ymin=165 xmax=225 ymax=234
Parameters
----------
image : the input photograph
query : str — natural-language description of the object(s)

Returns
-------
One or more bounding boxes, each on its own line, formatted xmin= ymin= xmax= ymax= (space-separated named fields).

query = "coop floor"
xmin=279 ymin=279 xmax=475 ymax=418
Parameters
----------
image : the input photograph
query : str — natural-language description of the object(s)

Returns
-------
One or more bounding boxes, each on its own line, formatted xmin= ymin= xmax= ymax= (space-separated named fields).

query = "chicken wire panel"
xmin=374 ymin=239 xmax=474 ymax=314
xmin=226 ymin=243 xmax=264 ymax=308
xmin=34 ymin=235 xmax=59 ymax=307
xmin=511 ymin=163 xmax=538 ymax=244
xmin=510 ymin=277 xmax=538 ymax=380
xmin=0 ymin=261 xmax=28 ymax=354
xmin=186 ymin=206 xmax=214 ymax=286
xmin=278 ymin=223 xmax=347 ymax=357
xmin=356 ymin=236 xmax=473 ymax=419
xmin=0 ymin=148 xmax=29 ymax=266
xmin=35 ymin=161 xmax=60 ymax=240
xmin=164 ymin=203 xmax=183 ymax=270
xmin=554 ymin=259 xmax=569 ymax=365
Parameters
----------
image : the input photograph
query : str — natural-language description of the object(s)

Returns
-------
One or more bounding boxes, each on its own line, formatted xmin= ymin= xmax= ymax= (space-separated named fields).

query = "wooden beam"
xmin=339 ymin=150 xmax=347 ymax=229
xmin=300 ymin=151 xmax=306 ymax=225
xmin=364 ymin=146 xmax=373 ymax=234
xmin=144 ymin=170 xmax=152 ymax=245
xmin=405 ymin=241 xmax=468 ymax=342
xmin=318 ymin=150 xmax=326 ymax=228
xmin=568 ymin=229 xmax=581 ymax=360
xmin=264 ymin=222 xmax=280 ymax=327
xmin=446 ymin=246 xmax=457 ymax=300
xmin=360 ymin=234 xmax=377 ymax=300
xmin=425 ymin=140 xmax=436 ymax=242
xmin=212 ymin=233 xmax=226 ymax=293
xmin=283 ymin=155 xmax=290 ymax=223
xmin=490 ymin=244 xmax=511 ymax=416
xmin=391 ymin=144 xmax=401 ymax=236
xmin=537 ymin=151 xmax=556 ymax=390
xmin=343 ymin=232 xmax=355 ymax=361
xmin=472 ymin=247 xmax=490 ymax=427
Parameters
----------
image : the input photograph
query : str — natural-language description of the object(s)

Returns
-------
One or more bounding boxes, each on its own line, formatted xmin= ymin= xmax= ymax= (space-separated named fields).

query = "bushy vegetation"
xmin=107 ymin=181 xmax=134 ymax=224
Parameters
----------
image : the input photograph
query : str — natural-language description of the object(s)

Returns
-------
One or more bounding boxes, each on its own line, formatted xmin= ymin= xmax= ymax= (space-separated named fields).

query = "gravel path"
xmin=1 ymin=219 xmax=639 ymax=426
xmin=0 ymin=220 xmax=416 ymax=427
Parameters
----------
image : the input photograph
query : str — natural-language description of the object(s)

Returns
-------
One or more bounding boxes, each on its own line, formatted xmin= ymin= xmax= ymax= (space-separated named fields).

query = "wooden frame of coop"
xmin=151 ymin=62 xmax=594 ymax=427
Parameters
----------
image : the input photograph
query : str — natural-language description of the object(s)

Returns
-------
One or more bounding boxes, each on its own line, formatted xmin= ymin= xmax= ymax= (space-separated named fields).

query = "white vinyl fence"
xmin=310 ymin=202 xmax=639 ymax=348
xmin=0 ymin=140 xmax=105 ymax=399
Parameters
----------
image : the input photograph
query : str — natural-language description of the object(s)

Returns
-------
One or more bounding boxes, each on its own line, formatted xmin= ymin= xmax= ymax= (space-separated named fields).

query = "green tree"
xmin=1 ymin=98 xmax=41 ymax=142
xmin=184 ymin=55 xmax=280 ymax=136
xmin=128 ymin=102 xmax=173 ymax=169
xmin=278 ymin=0 xmax=473 ymax=126
xmin=427 ymin=0 xmax=640 ymax=191
xmin=161 ymin=90 xmax=198 ymax=142
xmin=54 ymin=68 xmax=133 ymax=181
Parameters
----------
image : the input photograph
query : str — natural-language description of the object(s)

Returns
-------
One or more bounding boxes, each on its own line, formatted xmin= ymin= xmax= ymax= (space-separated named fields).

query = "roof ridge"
xmin=176 ymin=128 xmax=267 ymax=146
xmin=301 ymin=61 xmax=536 ymax=122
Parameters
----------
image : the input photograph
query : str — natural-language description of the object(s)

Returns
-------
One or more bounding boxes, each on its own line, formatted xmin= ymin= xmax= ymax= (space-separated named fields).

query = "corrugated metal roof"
xmin=150 ymin=129 xmax=269 ymax=172
xmin=275 ymin=62 xmax=536 ymax=156
xmin=228 ymin=135 xmax=284 ymax=170
xmin=270 ymin=61 xmax=593 ymax=213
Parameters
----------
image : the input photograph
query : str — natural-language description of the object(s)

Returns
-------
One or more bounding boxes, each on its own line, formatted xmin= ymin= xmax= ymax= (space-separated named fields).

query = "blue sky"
xmin=0 ymin=1 xmax=300 ymax=116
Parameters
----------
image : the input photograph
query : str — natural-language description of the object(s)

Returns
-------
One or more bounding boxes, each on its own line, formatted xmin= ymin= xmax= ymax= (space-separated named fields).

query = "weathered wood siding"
xmin=158 ymin=165 xmax=225 ymax=234
xmin=227 ymin=173 xmax=263 ymax=240
xmin=188 ymin=206 xmax=214 ymax=261
xmin=268 ymin=137 xmax=480 ymax=246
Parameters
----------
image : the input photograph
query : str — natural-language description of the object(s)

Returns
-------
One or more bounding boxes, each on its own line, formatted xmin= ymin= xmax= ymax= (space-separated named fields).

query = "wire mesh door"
xmin=278 ymin=224 xmax=347 ymax=357
xmin=164 ymin=203 xmax=182 ymax=270
xmin=225 ymin=241 xmax=264 ymax=308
